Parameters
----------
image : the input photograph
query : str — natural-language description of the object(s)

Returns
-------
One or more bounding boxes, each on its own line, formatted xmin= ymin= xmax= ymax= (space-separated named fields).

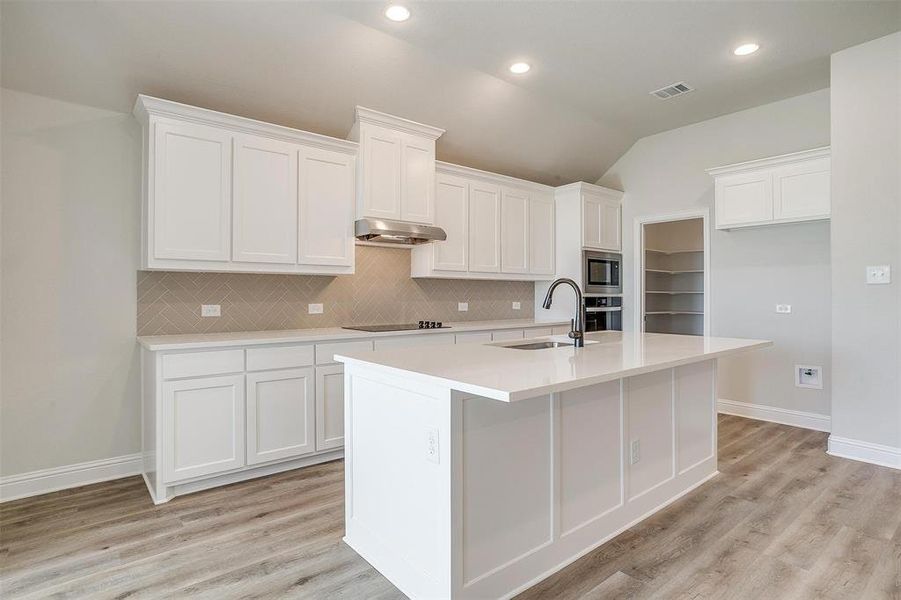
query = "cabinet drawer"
xmin=490 ymin=329 xmax=525 ymax=342
xmin=374 ymin=334 xmax=454 ymax=350
xmin=316 ymin=340 xmax=375 ymax=365
xmin=246 ymin=345 xmax=314 ymax=372
xmin=525 ymin=327 xmax=555 ymax=338
xmin=455 ymin=331 xmax=492 ymax=344
xmin=162 ymin=349 xmax=244 ymax=379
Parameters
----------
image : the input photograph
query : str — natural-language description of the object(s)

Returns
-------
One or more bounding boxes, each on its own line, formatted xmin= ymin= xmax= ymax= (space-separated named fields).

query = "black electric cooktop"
xmin=342 ymin=322 xmax=451 ymax=332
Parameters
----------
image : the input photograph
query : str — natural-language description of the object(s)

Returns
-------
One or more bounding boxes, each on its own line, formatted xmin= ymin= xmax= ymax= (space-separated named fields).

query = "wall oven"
xmin=584 ymin=296 xmax=622 ymax=332
xmin=583 ymin=251 xmax=622 ymax=295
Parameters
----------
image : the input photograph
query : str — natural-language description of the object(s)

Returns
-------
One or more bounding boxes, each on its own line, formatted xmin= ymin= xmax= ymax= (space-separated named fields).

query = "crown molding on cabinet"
xmin=350 ymin=106 xmax=446 ymax=140
xmin=435 ymin=161 xmax=555 ymax=195
xmin=705 ymin=146 xmax=830 ymax=177
xmin=555 ymin=180 xmax=624 ymax=202
xmin=133 ymin=95 xmax=357 ymax=155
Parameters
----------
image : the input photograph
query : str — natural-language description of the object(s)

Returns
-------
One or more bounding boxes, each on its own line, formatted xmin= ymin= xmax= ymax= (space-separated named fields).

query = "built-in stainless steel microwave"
xmin=583 ymin=251 xmax=622 ymax=294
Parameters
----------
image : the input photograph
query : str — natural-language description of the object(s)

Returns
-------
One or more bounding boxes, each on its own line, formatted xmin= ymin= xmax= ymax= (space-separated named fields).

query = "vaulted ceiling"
xmin=2 ymin=1 xmax=898 ymax=184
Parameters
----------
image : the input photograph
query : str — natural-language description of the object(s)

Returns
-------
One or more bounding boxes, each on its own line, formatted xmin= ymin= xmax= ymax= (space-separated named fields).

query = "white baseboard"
xmin=0 ymin=453 xmax=143 ymax=503
xmin=827 ymin=435 xmax=901 ymax=470
xmin=717 ymin=398 xmax=831 ymax=432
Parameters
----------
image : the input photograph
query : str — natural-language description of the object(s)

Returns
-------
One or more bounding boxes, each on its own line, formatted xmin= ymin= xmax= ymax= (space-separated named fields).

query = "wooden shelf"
xmin=645 ymin=290 xmax=704 ymax=295
xmin=645 ymin=311 xmax=704 ymax=315
xmin=645 ymin=269 xmax=704 ymax=274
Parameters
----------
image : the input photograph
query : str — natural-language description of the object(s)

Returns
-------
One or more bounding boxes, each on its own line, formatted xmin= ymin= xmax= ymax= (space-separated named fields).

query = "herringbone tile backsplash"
xmin=137 ymin=245 xmax=535 ymax=335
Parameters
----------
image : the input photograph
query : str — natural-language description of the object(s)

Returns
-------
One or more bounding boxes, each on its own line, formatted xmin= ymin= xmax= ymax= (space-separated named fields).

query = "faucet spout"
xmin=542 ymin=278 xmax=585 ymax=348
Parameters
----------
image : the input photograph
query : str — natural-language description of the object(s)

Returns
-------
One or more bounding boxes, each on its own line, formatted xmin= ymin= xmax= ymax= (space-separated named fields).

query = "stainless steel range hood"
xmin=354 ymin=218 xmax=447 ymax=245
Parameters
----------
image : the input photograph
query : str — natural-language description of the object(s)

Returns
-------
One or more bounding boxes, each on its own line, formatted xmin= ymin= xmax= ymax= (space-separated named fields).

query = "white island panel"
xmin=559 ymin=381 xmax=623 ymax=537
xmin=626 ymin=370 xmax=675 ymax=500
xmin=461 ymin=395 xmax=553 ymax=586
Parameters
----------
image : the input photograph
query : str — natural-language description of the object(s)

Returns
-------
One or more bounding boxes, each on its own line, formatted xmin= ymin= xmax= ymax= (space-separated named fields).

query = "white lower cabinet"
xmin=162 ymin=374 xmax=246 ymax=483
xmin=144 ymin=324 xmax=569 ymax=503
xmin=246 ymin=367 xmax=315 ymax=465
xmin=315 ymin=365 xmax=345 ymax=451
xmin=491 ymin=329 xmax=525 ymax=342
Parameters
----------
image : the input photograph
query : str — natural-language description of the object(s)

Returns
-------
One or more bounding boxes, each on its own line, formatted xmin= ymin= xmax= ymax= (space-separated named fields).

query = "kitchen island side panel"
xmin=343 ymin=366 xmax=454 ymax=600
xmin=452 ymin=360 xmax=718 ymax=599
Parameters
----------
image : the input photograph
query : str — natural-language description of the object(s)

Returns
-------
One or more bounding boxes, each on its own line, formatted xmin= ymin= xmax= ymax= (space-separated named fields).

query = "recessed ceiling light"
xmin=385 ymin=5 xmax=410 ymax=22
xmin=509 ymin=62 xmax=531 ymax=74
xmin=734 ymin=43 xmax=760 ymax=56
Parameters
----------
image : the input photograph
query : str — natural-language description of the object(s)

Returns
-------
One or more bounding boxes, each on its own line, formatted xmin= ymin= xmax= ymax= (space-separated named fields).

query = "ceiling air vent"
xmin=650 ymin=81 xmax=695 ymax=100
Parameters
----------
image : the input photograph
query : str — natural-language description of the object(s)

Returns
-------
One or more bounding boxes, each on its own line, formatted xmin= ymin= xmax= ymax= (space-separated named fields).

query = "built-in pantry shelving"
xmin=642 ymin=221 xmax=705 ymax=336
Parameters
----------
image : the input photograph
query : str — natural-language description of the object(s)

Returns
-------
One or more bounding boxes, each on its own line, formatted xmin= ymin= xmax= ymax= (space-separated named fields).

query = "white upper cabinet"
xmin=298 ymin=147 xmax=355 ymax=267
xmin=500 ymin=187 xmax=529 ymax=274
xmin=708 ymin=147 xmax=830 ymax=230
xmin=469 ymin=181 xmax=502 ymax=273
xmin=359 ymin=124 xmax=402 ymax=219
xmin=714 ymin=171 xmax=773 ymax=228
xmin=350 ymin=107 xmax=444 ymax=225
xmin=401 ymin=135 xmax=436 ymax=223
xmin=233 ymin=134 xmax=299 ymax=264
xmin=135 ymin=95 xmax=357 ymax=274
xmin=411 ymin=162 xmax=556 ymax=281
xmin=529 ymin=193 xmax=555 ymax=276
xmin=772 ymin=156 xmax=830 ymax=221
xmin=152 ymin=120 xmax=233 ymax=262
xmin=582 ymin=189 xmax=622 ymax=251
xmin=432 ymin=173 xmax=469 ymax=272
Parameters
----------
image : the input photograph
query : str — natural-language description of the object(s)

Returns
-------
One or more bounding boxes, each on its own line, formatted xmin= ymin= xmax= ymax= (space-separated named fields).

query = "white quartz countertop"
xmin=137 ymin=318 xmax=569 ymax=351
xmin=335 ymin=331 xmax=772 ymax=402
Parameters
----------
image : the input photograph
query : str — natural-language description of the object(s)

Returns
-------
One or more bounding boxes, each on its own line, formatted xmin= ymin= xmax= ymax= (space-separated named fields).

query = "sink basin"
xmin=504 ymin=341 xmax=574 ymax=350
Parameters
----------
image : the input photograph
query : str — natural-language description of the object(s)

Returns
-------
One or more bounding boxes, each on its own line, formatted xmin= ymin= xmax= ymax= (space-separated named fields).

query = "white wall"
xmin=829 ymin=32 xmax=901 ymax=451
xmin=599 ymin=89 xmax=831 ymax=418
xmin=1 ymin=88 xmax=141 ymax=477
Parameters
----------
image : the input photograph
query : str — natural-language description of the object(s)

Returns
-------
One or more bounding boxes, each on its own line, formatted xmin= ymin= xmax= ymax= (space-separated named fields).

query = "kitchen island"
xmin=335 ymin=331 xmax=771 ymax=600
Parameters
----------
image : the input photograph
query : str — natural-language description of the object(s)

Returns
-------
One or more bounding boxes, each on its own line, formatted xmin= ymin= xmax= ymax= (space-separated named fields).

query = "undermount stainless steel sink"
xmin=505 ymin=341 xmax=574 ymax=350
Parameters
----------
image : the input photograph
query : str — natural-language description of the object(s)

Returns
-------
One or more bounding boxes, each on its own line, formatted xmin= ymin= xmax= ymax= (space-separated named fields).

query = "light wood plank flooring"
xmin=2 ymin=415 xmax=899 ymax=599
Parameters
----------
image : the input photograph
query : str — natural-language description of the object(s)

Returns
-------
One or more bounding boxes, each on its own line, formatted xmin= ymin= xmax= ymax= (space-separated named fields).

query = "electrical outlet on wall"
xmin=866 ymin=265 xmax=891 ymax=285
xmin=776 ymin=304 xmax=792 ymax=314
xmin=426 ymin=428 xmax=440 ymax=464
xmin=201 ymin=304 xmax=221 ymax=317
xmin=512 ymin=301 xmax=521 ymax=310
xmin=458 ymin=302 xmax=469 ymax=312
xmin=308 ymin=303 xmax=324 ymax=315
xmin=630 ymin=439 xmax=641 ymax=465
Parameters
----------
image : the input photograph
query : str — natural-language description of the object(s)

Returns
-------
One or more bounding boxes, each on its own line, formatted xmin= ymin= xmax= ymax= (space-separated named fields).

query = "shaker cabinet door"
xmin=401 ymin=136 xmax=436 ymax=224
xmin=469 ymin=183 xmax=501 ymax=273
xmin=582 ymin=193 xmax=621 ymax=251
xmin=715 ymin=171 xmax=773 ymax=228
xmin=298 ymin=147 xmax=355 ymax=267
xmin=529 ymin=194 xmax=555 ymax=276
xmin=772 ymin=157 xmax=830 ymax=222
xmin=361 ymin=125 xmax=402 ymax=220
xmin=433 ymin=173 xmax=469 ymax=271
xmin=316 ymin=365 xmax=346 ymax=451
xmin=153 ymin=121 xmax=233 ymax=262
xmin=246 ymin=368 xmax=315 ymax=465
xmin=598 ymin=198 xmax=622 ymax=251
xmin=500 ymin=188 xmax=530 ymax=274
xmin=233 ymin=134 xmax=299 ymax=264
xmin=162 ymin=374 xmax=245 ymax=482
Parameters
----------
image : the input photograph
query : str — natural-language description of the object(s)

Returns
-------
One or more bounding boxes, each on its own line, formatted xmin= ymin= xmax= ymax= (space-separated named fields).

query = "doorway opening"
xmin=635 ymin=211 xmax=710 ymax=335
